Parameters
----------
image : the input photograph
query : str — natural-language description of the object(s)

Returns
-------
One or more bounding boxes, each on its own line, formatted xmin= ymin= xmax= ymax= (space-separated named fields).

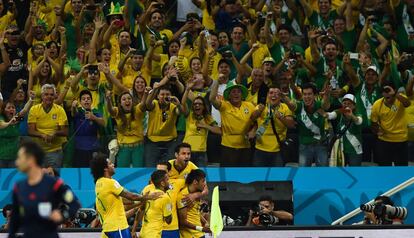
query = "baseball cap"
xmin=262 ymin=57 xmax=276 ymax=65
xmin=366 ymin=65 xmax=379 ymax=75
xmin=342 ymin=94 xmax=356 ymax=103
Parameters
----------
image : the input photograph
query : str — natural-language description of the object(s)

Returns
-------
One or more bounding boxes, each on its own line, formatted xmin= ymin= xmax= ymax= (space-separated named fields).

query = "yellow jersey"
xmin=183 ymin=113 xmax=216 ymax=152
xmin=252 ymin=41 xmax=270 ymax=69
xmin=120 ymin=64 xmax=151 ymax=89
xmin=141 ymin=179 xmax=186 ymax=231
xmin=147 ymin=101 xmax=179 ymax=142
xmin=255 ymin=103 xmax=293 ymax=152
xmin=27 ymin=103 xmax=68 ymax=152
xmin=177 ymin=187 xmax=204 ymax=238
xmin=405 ymin=96 xmax=414 ymax=141
xmin=0 ymin=11 xmax=15 ymax=32
xmin=95 ymin=177 xmax=129 ymax=233
xmin=220 ymin=100 xmax=255 ymax=148
xmin=168 ymin=160 xmax=198 ymax=180
xmin=113 ymin=105 xmax=145 ymax=144
xmin=140 ymin=189 xmax=172 ymax=238
xmin=200 ymin=0 xmax=215 ymax=30
xmin=371 ymin=97 xmax=408 ymax=142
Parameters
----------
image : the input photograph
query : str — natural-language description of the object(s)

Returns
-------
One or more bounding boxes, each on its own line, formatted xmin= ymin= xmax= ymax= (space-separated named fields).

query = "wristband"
xmin=195 ymin=226 xmax=203 ymax=232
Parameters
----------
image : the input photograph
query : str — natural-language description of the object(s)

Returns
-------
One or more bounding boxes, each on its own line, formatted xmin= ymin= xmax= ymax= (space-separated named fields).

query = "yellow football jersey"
xmin=113 ymin=105 xmax=145 ymax=144
xmin=371 ymin=97 xmax=408 ymax=142
xmin=177 ymin=187 xmax=204 ymax=238
xmin=27 ymin=103 xmax=68 ymax=152
xmin=95 ymin=178 xmax=129 ymax=233
xmin=140 ymin=189 xmax=172 ymax=238
xmin=168 ymin=160 xmax=198 ymax=180
xmin=147 ymin=101 xmax=179 ymax=142
xmin=220 ymin=100 xmax=255 ymax=148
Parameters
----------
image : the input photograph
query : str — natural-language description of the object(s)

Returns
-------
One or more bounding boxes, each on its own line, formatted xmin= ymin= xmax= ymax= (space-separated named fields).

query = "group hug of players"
xmin=7 ymin=141 xmax=209 ymax=238
xmin=92 ymin=142 xmax=210 ymax=238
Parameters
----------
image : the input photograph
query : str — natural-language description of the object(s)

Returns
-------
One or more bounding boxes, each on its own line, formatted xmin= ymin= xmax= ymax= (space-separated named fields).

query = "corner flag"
xmin=210 ymin=186 xmax=223 ymax=238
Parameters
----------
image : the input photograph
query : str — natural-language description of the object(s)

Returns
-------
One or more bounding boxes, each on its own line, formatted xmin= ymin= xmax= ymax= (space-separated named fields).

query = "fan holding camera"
xmin=371 ymin=81 xmax=411 ymax=166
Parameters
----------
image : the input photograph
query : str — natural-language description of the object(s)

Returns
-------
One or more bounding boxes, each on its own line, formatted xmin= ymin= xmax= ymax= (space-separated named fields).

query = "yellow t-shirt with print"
xmin=120 ymin=64 xmax=152 ymax=89
xmin=113 ymin=105 xmax=145 ymax=144
xmin=200 ymin=0 xmax=215 ymax=30
xmin=95 ymin=177 xmax=129 ymax=233
xmin=0 ymin=11 xmax=16 ymax=32
xmin=208 ymin=53 xmax=222 ymax=80
xmin=371 ymin=97 xmax=408 ymax=142
xmin=183 ymin=113 xmax=216 ymax=152
xmin=220 ymin=100 xmax=255 ymax=148
xmin=140 ymin=189 xmax=172 ymax=238
xmin=252 ymin=41 xmax=270 ymax=69
xmin=27 ymin=103 xmax=68 ymax=152
xmin=177 ymin=186 xmax=204 ymax=238
xmin=168 ymin=160 xmax=199 ymax=180
xmin=255 ymin=103 xmax=293 ymax=152
xmin=405 ymin=96 xmax=414 ymax=141
xmin=147 ymin=100 xmax=179 ymax=142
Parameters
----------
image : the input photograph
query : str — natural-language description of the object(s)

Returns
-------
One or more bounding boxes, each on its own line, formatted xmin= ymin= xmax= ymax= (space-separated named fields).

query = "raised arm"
xmin=342 ymin=53 xmax=360 ymax=88
xmin=71 ymin=64 xmax=89 ymax=93
xmin=309 ymin=28 xmax=321 ymax=63
xmin=88 ymin=17 xmax=105 ymax=64
xmin=105 ymin=91 xmax=117 ymax=117
xmin=299 ymin=0 xmax=313 ymax=18
xmin=209 ymin=79 xmax=222 ymax=109
xmin=0 ymin=32 xmax=10 ymax=74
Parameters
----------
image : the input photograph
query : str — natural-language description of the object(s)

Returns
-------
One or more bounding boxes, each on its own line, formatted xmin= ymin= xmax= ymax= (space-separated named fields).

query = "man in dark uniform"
xmin=8 ymin=141 xmax=81 ymax=238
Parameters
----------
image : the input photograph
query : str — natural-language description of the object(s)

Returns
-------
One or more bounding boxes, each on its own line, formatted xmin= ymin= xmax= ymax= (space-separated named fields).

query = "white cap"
xmin=366 ymin=65 xmax=379 ymax=75
xmin=342 ymin=94 xmax=356 ymax=103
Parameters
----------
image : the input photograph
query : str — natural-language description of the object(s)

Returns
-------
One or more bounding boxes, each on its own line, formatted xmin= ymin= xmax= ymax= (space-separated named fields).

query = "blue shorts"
xmin=161 ymin=229 xmax=180 ymax=238
xmin=105 ymin=228 xmax=132 ymax=238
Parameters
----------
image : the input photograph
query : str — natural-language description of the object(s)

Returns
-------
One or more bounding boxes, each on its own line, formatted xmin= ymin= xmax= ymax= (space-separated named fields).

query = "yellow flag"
xmin=210 ymin=186 xmax=224 ymax=238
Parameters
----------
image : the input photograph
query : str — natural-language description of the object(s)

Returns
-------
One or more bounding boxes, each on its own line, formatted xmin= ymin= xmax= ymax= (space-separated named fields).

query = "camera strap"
xmin=269 ymin=112 xmax=284 ymax=150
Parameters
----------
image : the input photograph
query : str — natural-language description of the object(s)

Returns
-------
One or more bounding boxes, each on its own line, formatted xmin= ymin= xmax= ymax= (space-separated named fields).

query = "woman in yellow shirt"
xmin=28 ymin=56 xmax=61 ymax=104
xmin=0 ymin=0 xmax=16 ymax=32
xmin=106 ymin=91 xmax=147 ymax=167
xmin=181 ymin=82 xmax=221 ymax=166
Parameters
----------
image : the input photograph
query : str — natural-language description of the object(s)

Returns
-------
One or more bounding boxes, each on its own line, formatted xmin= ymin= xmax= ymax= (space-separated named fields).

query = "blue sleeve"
xmin=8 ymin=185 xmax=21 ymax=238
xmin=54 ymin=179 xmax=81 ymax=220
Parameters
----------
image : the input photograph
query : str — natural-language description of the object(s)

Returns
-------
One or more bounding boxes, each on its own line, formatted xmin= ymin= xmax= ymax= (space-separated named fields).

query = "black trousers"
xmin=220 ymin=145 xmax=252 ymax=167
xmin=375 ymin=139 xmax=408 ymax=166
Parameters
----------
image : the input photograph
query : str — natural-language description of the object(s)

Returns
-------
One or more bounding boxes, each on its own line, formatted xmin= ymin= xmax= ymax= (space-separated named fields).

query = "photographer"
xmin=359 ymin=195 xmax=408 ymax=224
xmin=246 ymin=195 xmax=293 ymax=227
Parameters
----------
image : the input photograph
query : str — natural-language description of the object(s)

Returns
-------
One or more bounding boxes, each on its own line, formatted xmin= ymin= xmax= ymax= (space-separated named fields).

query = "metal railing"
xmin=331 ymin=177 xmax=414 ymax=225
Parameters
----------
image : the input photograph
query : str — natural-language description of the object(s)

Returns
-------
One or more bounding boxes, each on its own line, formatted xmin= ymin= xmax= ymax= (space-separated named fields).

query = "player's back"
xmin=95 ymin=177 xmax=128 ymax=233
xmin=10 ymin=175 xmax=79 ymax=238
xmin=140 ymin=188 xmax=172 ymax=238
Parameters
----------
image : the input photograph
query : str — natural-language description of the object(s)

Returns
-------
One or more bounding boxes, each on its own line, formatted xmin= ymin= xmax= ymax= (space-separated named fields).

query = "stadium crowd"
xmin=0 ymin=0 xmax=414 ymax=168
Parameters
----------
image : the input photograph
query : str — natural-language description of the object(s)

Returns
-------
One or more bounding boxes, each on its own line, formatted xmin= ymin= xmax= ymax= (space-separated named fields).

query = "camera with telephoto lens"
xmin=288 ymin=50 xmax=298 ymax=66
xmin=360 ymin=203 xmax=408 ymax=224
xmin=251 ymin=204 xmax=280 ymax=226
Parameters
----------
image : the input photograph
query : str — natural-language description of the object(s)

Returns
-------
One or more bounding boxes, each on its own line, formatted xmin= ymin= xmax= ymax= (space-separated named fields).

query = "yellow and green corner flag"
xmin=210 ymin=186 xmax=224 ymax=238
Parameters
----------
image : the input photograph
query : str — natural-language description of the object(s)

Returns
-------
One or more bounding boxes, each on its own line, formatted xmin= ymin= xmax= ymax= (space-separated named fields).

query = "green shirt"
xmin=307 ymin=10 xmax=338 ymax=30
xmin=314 ymin=57 xmax=345 ymax=91
xmin=395 ymin=2 xmax=414 ymax=52
xmin=340 ymin=27 xmax=357 ymax=52
xmin=354 ymin=81 xmax=382 ymax=129
xmin=334 ymin=112 xmax=363 ymax=155
xmin=0 ymin=116 xmax=20 ymax=160
xmin=270 ymin=43 xmax=304 ymax=66
xmin=295 ymin=100 xmax=326 ymax=144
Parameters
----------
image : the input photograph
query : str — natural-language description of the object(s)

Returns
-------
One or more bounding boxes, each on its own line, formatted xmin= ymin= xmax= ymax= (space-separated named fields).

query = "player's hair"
xmin=90 ymin=154 xmax=108 ymax=182
xmin=20 ymin=141 xmax=45 ymax=166
xmin=151 ymin=170 xmax=167 ymax=187
xmin=157 ymin=161 xmax=172 ymax=171
xmin=175 ymin=142 xmax=192 ymax=154
xmin=185 ymin=169 xmax=206 ymax=185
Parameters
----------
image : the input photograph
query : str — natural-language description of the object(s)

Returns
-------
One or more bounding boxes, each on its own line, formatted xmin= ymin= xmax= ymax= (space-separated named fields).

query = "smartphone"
xmin=349 ymin=53 xmax=359 ymax=60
